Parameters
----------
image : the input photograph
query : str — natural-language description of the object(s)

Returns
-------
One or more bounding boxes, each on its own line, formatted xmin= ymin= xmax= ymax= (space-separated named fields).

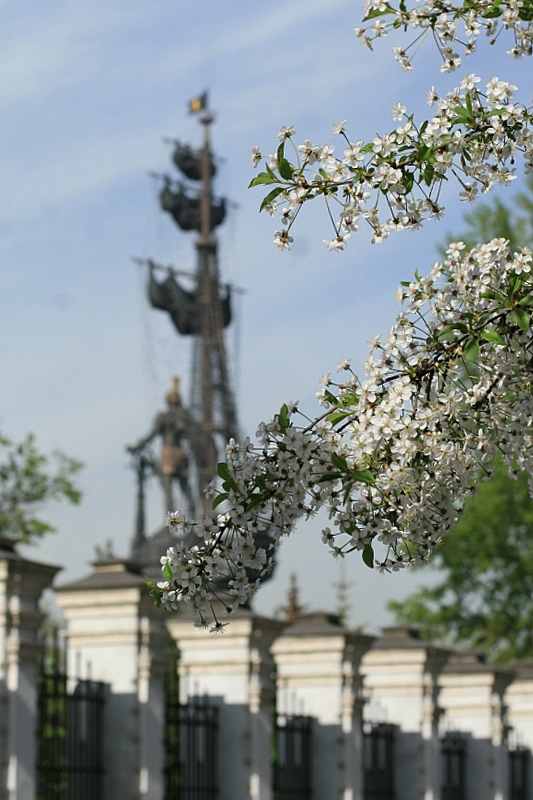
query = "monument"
xmin=127 ymin=378 xmax=197 ymax=519
xmin=129 ymin=93 xmax=239 ymax=577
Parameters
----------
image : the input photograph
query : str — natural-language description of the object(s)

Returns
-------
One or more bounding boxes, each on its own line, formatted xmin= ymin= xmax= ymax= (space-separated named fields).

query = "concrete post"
xmin=439 ymin=652 xmax=513 ymax=800
xmin=361 ymin=626 xmax=450 ymax=800
xmin=166 ymin=607 xmax=284 ymax=800
xmin=0 ymin=537 xmax=60 ymax=800
xmin=271 ymin=612 xmax=374 ymax=800
xmin=55 ymin=558 xmax=169 ymax=800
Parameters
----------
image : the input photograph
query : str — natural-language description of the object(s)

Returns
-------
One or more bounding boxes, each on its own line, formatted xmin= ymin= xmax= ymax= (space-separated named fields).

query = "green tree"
xmin=389 ymin=459 xmax=533 ymax=664
xmin=0 ymin=431 xmax=82 ymax=544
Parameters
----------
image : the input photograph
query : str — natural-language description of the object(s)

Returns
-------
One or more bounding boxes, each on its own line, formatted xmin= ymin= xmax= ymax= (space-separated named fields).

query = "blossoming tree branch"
xmin=151 ymin=0 xmax=533 ymax=632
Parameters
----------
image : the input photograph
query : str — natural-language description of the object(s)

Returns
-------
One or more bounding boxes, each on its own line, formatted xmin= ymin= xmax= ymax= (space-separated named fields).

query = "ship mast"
xmin=193 ymin=104 xmax=238 ymax=506
xmin=145 ymin=93 xmax=238 ymax=513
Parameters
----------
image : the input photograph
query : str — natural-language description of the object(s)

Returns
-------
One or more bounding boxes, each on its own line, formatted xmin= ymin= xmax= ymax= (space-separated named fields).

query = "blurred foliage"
xmin=439 ymin=174 xmax=533 ymax=255
xmin=0 ymin=431 xmax=82 ymax=544
xmin=390 ymin=459 xmax=533 ymax=664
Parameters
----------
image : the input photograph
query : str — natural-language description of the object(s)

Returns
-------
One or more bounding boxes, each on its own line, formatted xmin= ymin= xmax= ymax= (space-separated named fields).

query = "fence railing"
xmin=441 ymin=732 xmax=467 ymax=800
xmin=273 ymin=713 xmax=313 ymax=800
xmin=509 ymin=746 xmax=530 ymax=800
xmin=363 ymin=722 xmax=395 ymax=800
xmin=36 ymin=660 xmax=105 ymax=800
xmin=164 ymin=662 xmax=218 ymax=800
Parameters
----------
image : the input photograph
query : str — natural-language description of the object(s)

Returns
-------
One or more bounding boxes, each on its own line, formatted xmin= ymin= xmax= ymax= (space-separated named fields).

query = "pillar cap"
xmin=56 ymin=557 xmax=145 ymax=592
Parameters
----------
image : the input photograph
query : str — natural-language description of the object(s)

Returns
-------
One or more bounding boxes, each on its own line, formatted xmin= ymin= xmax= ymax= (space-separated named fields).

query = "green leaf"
xmin=403 ymin=171 xmax=414 ymax=193
xmin=363 ymin=6 xmax=391 ymax=18
xmin=278 ymin=403 xmax=290 ymax=433
xmin=259 ymin=186 xmax=285 ymax=212
xmin=278 ymin=158 xmax=294 ymax=180
xmin=340 ymin=391 xmax=360 ymax=406
xmin=508 ymin=273 xmax=522 ymax=296
xmin=481 ymin=329 xmax=505 ymax=345
xmin=246 ymin=494 xmax=265 ymax=512
xmin=453 ymin=104 xmax=471 ymax=121
xmin=324 ymin=389 xmax=342 ymax=408
xmin=276 ymin=143 xmax=293 ymax=180
xmin=254 ymin=475 xmax=267 ymax=490
xmin=422 ymin=163 xmax=435 ymax=187
xmin=217 ymin=462 xmax=230 ymax=481
xmin=249 ymin=171 xmax=277 ymax=188
xmin=317 ymin=471 xmax=343 ymax=483
xmin=162 ymin=562 xmax=173 ymax=581
xmin=353 ymin=469 xmax=376 ymax=484
xmin=417 ymin=144 xmax=432 ymax=162
xmin=212 ymin=492 xmax=228 ymax=509
xmin=331 ymin=452 xmax=348 ymax=472
xmin=513 ymin=307 xmax=530 ymax=331
xmin=326 ymin=410 xmax=352 ymax=426
xmin=482 ymin=3 xmax=503 ymax=17
xmin=463 ymin=337 xmax=479 ymax=363
xmin=437 ymin=322 xmax=468 ymax=338
xmin=363 ymin=543 xmax=375 ymax=569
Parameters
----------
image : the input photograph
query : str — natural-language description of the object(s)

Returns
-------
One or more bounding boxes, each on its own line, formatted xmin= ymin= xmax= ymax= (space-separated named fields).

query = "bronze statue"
xmin=128 ymin=380 xmax=197 ymax=518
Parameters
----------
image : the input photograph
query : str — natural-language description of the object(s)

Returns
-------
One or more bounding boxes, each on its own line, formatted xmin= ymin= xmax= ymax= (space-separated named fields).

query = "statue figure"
xmin=128 ymin=380 xmax=197 ymax=518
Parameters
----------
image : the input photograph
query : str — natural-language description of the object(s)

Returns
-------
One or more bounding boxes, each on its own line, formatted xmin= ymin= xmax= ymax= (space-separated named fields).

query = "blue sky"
xmin=1 ymin=0 xmax=529 ymax=629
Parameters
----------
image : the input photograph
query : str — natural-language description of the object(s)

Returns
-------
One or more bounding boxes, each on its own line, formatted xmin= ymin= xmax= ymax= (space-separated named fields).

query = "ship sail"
xmin=159 ymin=180 xmax=226 ymax=232
xmin=148 ymin=263 xmax=231 ymax=336
xmin=172 ymin=142 xmax=216 ymax=181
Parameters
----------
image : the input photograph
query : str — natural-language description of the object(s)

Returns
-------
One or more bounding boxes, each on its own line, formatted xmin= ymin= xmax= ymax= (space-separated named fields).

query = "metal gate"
xmin=164 ymin=659 xmax=218 ymax=800
xmin=441 ymin=732 xmax=467 ymax=800
xmin=510 ymin=747 xmax=530 ymax=800
xmin=273 ymin=714 xmax=313 ymax=800
xmin=363 ymin=722 xmax=395 ymax=800
xmin=36 ymin=660 xmax=105 ymax=800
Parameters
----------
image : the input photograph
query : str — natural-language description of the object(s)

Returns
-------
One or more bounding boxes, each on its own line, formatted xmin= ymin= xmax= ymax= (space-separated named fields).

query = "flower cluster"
xmin=250 ymin=77 xmax=533 ymax=247
xmin=154 ymin=239 xmax=533 ymax=627
xmin=356 ymin=0 xmax=533 ymax=70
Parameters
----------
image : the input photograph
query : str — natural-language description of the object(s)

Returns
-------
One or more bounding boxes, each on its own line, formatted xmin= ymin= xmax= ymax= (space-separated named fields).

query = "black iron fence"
xmin=36 ymin=660 xmax=105 ymax=800
xmin=363 ymin=722 xmax=395 ymax=800
xmin=164 ymin=658 xmax=218 ymax=800
xmin=273 ymin=713 xmax=313 ymax=800
xmin=510 ymin=747 xmax=530 ymax=800
xmin=441 ymin=732 xmax=467 ymax=800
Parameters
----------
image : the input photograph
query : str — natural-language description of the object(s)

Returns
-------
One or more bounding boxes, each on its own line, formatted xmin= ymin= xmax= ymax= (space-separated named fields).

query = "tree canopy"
xmin=0 ymin=432 xmax=82 ymax=545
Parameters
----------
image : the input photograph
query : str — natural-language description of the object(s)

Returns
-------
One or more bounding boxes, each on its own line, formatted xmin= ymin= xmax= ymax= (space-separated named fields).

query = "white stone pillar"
xmin=166 ymin=608 xmax=284 ymax=800
xmin=55 ymin=558 xmax=169 ymax=800
xmin=271 ymin=612 xmax=374 ymax=800
xmin=361 ymin=626 xmax=450 ymax=800
xmin=0 ymin=537 xmax=60 ymax=800
xmin=439 ymin=652 xmax=513 ymax=800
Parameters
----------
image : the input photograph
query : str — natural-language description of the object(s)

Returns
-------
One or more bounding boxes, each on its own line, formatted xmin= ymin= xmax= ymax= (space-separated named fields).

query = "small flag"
xmin=189 ymin=91 xmax=208 ymax=114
